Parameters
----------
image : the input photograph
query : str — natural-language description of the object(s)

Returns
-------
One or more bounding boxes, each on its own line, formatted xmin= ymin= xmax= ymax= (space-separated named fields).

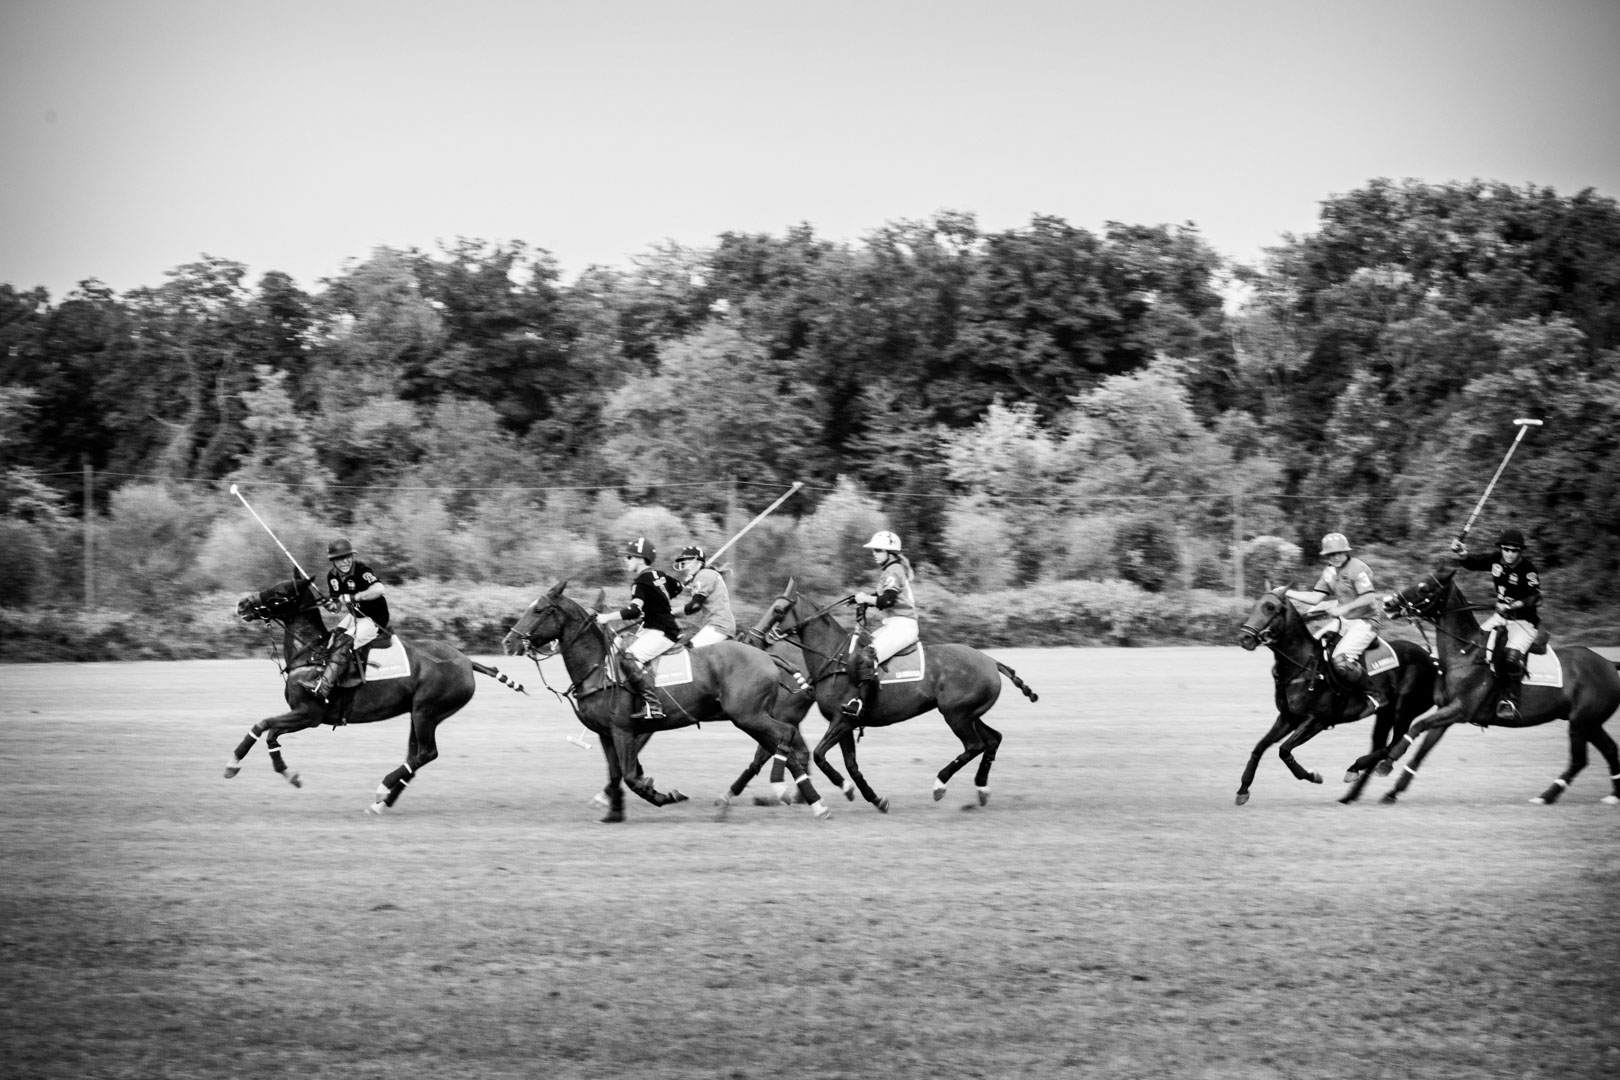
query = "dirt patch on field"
xmin=2 ymin=649 xmax=1617 ymax=1079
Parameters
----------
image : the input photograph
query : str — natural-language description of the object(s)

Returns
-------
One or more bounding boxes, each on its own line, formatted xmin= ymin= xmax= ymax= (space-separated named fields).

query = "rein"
xmin=239 ymin=588 xmax=330 ymax=676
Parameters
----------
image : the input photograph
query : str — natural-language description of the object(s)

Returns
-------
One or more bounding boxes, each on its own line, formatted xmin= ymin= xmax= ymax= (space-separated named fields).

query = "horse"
xmin=501 ymin=581 xmax=829 ymax=822
xmin=759 ymin=582 xmax=1039 ymax=812
xmin=228 ymin=575 xmax=527 ymax=812
xmin=1236 ymin=586 xmax=1440 ymax=805
xmin=1372 ymin=567 xmax=1620 ymax=805
xmin=725 ymin=589 xmax=817 ymax=806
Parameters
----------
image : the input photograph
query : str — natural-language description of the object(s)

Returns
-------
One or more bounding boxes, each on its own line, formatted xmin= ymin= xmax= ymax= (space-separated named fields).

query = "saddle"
xmin=324 ymin=628 xmax=393 ymax=689
xmin=1483 ymin=626 xmax=1552 ymax=672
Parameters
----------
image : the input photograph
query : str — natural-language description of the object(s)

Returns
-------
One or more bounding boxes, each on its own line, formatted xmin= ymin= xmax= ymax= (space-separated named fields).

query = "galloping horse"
xmin=502 ymin=581 xmax=829 ymax=822
xmin=1236 ymin=586 xmax=1439 ymax=805
xmin=1373 ymin=567 xmax=1620 ymax=804
xmin=228 ymin=575 xmax=526 ymax=811
xmin=760 ymin=582 xmax=1039 ymax=812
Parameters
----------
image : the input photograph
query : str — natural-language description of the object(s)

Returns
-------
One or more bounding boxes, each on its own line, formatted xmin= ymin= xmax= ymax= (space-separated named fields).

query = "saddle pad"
xmin=1524 ymin=648 xmax=1564 ymax=688
xmin=877 ymin=645 xmax=925 ymax=685
xmin=1362 ymin=638 xmax=1399 ymax=678
xmin=651 ymin=649 xmax=695 ymax=688
xmin=364 ymin=638 xmax=411 ymax=682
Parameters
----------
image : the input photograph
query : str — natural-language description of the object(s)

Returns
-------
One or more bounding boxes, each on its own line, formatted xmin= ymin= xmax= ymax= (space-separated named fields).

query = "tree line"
xmin=2 ymin=178 xmax=1618 ymax=619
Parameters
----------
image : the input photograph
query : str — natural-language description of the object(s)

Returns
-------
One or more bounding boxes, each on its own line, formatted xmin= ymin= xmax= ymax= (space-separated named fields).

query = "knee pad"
xmin=1332 ymin=656 xmax=1363 ymax=684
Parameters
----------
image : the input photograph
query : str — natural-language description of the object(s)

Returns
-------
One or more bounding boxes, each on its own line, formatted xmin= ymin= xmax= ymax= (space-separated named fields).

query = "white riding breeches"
xmin=1328 ymin=618 xmax=1376 ymax=660
xmin=689 ymin=625 xmax=730 ymax=649
xmin=627 ymin=628 xmax=678 ymax=663
xmin=869 ymin=617 xmax=919 ymax=664
xmin=337 ymin=613 xmax=380 ymax=649
xmin=1482 ymin=614 xmax=1537 ymax=653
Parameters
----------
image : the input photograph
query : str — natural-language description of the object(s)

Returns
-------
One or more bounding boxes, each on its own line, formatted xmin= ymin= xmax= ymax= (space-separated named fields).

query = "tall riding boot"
xmin=624 ymin=657 xmax=664 ymax=720
xmin=1496 ymin=649 xmax=1525 ymax=719
xmin=1335 ymin=659 xmax=1380 ymax=719
xmin=312 ymin=636 xmax=353 ymax=701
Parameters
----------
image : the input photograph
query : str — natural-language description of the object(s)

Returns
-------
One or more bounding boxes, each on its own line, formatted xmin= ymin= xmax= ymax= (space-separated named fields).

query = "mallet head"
xmin=1512 ymin=418 xmax=1543 ymax=427
xmin=229 ymin=483 xmax=240 ymax=495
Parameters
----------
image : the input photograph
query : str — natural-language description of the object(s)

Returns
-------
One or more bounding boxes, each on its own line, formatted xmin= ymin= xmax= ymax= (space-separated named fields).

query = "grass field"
xmin=3 ymin=647 xmax=1618 ymax=1080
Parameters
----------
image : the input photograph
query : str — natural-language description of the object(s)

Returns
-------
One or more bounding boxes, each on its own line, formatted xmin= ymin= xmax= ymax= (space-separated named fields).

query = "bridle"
xmin=766 ymin=594 xmax=859 ymax=689
xmin=237 ymin=581 xmax=330 ymax=673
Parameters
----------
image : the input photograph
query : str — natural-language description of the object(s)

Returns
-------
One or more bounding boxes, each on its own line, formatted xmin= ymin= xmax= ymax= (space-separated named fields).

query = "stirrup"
xmin=311 ymin=678 xmax=331 ymax=701
xmin=841 ymin=697 xmax=864 ymax=718
xmin=1496 ymin=698 xmax=1520 ymax=720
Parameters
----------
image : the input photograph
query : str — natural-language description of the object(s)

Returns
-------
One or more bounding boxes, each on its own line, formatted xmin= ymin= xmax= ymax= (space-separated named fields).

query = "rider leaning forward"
xmin=845 ymin=529 xmax=919 ymax=719
xmin=1284 ymin=532 xmax=1382 ymax=719
xmin=314 ymin=537 xmax=390 ymax=701
xmin=596 ymin=537 xmax=682 ymax=719
xmin=1452 ymin=527 xmax=1542 ymax=719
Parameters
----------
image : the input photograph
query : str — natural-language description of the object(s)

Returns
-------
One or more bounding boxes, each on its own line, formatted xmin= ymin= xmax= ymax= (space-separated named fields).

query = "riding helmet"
xmin=327 ymin=536 xmax=355 ymax=560
xmin=863 ymin=530 xmax=903 ymax=552
xmin=675 ymin=545 xmax=706 ymax=565
xmin=624 ymin=537 xmax=656 ymax=563
xmin=1497 ymin=527 xmax=1526 ymax=548
xmin=1319 ymin=532 xmax=1351 ymax=556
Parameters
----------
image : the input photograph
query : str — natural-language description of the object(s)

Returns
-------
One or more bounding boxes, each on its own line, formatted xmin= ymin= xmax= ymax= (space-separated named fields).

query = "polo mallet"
xmin=1457 ymin=418 xmax=1542 ymax=544
xmin=230 ymin=483 xmax=318 ymax=587
xmin=708 ymin=480 xmax=805 ymax=562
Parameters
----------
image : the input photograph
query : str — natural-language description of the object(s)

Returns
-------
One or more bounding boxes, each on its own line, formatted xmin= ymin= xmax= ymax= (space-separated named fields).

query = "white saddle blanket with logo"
xmin=363 ymin=638 xmax=411 ymax=682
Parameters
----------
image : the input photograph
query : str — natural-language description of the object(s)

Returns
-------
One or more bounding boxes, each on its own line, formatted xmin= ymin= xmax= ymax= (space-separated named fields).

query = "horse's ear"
xmin=593 ymin=588 xmax=607 ymax=613
xmin=783 ymin=576 xmax=796 ymax=597
xmin=547 ymin=580 xmax=568 ymax=599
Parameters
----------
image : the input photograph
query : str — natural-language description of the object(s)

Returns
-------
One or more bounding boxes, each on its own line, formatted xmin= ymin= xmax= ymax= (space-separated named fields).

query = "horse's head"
xmin=237 ymin=576 xmax=320 ymax=625
xmin=753 ymin=579 xmax=800 ymax=638
xmin=503 ymin=580 xmax=582 ymax=659
xmin=1386 ymin=567 xmax=1458 ymax=621
xmin=1237 ymin=586 xmax=1294 ymax=651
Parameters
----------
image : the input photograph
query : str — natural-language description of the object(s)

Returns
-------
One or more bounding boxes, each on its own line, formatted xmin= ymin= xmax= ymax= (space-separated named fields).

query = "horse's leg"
xmin=837 ymin=729 xmax=885 ymax=810
xmin=615 ymin=722 xmax=689 ymax=810
xmin=1582 ymin=723 xmax=1620 ymax=804
xmin=1348 ymin=687 xmax=1396 ymax=782
xmin=812 ymin=718 xmax=853 ymax=798
xmin=225 ymin=708 xmax=308 ymax=779
xmin=1276 ymin=719 xmax=1327 ymax=786
xmin=1235 ymin=714 xmax=1296 ymax=806
xmin=934 ymin=707 xmax=993 ymax=804
xmin=1380 ymin=723 xmax=1452 ymax=804
xmin=597 ymin=723 xmax=630 ymax=823
xmin=766 ymin=714 xmax=828 ymax=819
xmin=1529 ymin=723 xmax=1589 ymax=805
xmin=967 ymin=718 xmax=1003 ymax=806
xmin=729 ymin=741 xmax=773 ymax=799
xmin=369 ymin=702 xmax=451 ymax=814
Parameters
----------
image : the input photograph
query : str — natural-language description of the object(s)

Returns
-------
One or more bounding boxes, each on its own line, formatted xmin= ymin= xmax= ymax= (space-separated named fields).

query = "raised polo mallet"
xmin=230 ymin=483 xmax=317 ymax=586
xmin=1457 ymin=418 xmax=1543 ymax=544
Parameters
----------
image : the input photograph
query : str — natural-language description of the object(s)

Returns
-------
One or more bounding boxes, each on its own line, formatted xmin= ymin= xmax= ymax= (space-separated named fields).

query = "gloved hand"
xmin=854 ymin=592 xmax=877 ymax=606
xmin=1450 ymin=538 xmax=1467 ymax=555
xmin=1495 ymin=600 xmax=1517 ymax=616
xmin=324 ymin=595 xmax=344 ymax=613
xmin=595 ymin=612 xmax=617 ymax=626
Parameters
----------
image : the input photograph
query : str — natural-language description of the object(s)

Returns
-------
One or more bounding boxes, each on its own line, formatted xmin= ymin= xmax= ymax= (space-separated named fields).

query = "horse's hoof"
xmin=751 ymin=796 xmax=777 ymax=807
xmin=669 ymin=789 xmax=688 ymax=804
xmin=842 ymin=780 xmax=856 ymax=802
xmin=366 ymin=801 xmax=385 ymax=815
xmin=812 ymin=802 xmax=832 ymax=820
xmin=1337 ymin=793 xmax=1359 ymax=805
xmin=1343 ymin=770 xmax=1362 ymax=784
xmin=1235 ymin=792 xmax=1250 ymax=806
xmin=590 ymin=792 xmax=611 ymax=809
xmin=1374 ymin=761 xmax=1393 ymax=777
xmin=1307 ymin=772 xmax=1323 ymax=785
xmin=285 ymin=772 xmax=302 ymax=789
xmin=599 ymin=810 xmax=625 ymax=824
xmin=977 ymin=788 xmax=991 ymax=806
xmin=713 ymin=798 xmax=731 ymax=821
xmin=1602 ymin=795 xmax=1619 ymax=805
xmin=1380 ymin=792 xmax=1399 ymax=805
xmin=875 ymin=797 xmax=889 ymax=814
xmin=224 ymin=764 xmax=240 ymax=779
xmin=932 ymin=780 xmax=948 ymax=802
xmin=1528 ymin=796 xmax=1546 ymax=805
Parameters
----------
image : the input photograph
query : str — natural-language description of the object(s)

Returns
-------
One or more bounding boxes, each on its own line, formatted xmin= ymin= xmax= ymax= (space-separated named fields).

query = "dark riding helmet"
xmin=624 ymin=537 xmax=655 ymax=563
xmin=674 ymin=545 xmax=706 ymax=565
xmin=327 ymin=536 xmax=355 ymax=560
xmin=1497 ymin=528 xmax=1526 ymax=548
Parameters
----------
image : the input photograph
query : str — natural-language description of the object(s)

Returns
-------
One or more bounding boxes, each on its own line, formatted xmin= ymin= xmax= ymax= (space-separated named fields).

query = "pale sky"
xmin=3 ymin=0 xmax=1618 ymax=300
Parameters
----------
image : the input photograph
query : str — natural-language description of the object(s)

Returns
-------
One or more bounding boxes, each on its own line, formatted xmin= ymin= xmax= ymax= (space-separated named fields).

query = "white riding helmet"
xmin=862 ymin=530 xmax=902 ymax=553
xmin=1319 ymin=532 xmax=1352 ymax=556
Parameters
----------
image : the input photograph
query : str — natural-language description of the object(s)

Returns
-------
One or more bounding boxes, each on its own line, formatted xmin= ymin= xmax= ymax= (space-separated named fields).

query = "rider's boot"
xmin=312 ymin=635 xmax=353 ymax=702
xmin=1336 ymin=657 xmax=1380 ymax=718
xmin=624 ymin=657 xmax=664 ymax=720
xmin=1496 ymin=649 xmax=1525 ymax=719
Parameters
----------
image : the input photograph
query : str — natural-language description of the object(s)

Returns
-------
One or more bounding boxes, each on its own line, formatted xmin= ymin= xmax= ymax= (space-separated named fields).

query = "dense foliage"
xmin=4 ymin=179 xmax=1619 ymax=653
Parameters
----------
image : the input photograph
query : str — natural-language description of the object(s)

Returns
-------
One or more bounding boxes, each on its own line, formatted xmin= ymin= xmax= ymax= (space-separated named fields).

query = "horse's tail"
xmin=996 ymin=661 xmax=1039 ymax=703
xmin=472 ymin=661 xmax=528 ymax=695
